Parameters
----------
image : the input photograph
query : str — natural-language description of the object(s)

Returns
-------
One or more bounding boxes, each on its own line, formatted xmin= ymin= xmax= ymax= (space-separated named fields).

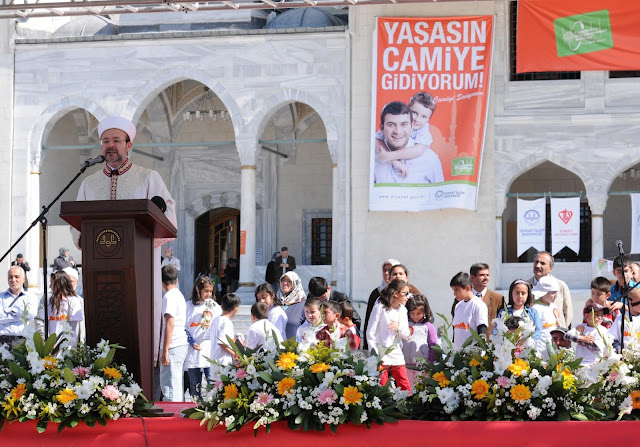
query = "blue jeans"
xmin=187 ymin=367 xmax=210 ymax=398
xmin=159 ymin=344 xmax=188 ymax=402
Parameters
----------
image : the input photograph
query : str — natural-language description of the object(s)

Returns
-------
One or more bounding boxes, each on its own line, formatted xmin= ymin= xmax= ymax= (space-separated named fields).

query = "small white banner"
xmin=630 ymin=193 xmax=640 ymax=254
xmin=517 ymin=198 xmax=546 ymax=257
xmin=551 ymin=197 xmax=580 ymax=256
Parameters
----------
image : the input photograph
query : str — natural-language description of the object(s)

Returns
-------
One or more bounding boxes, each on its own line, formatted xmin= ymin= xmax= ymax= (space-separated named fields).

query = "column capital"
xmin=235 ymin=137 xmax=259 ymax=166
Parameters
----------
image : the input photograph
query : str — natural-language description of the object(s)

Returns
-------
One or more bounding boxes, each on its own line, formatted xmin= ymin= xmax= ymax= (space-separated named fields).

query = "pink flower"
xmin=72 ymin=366 xmax=90 ymax=379
xmin=235 ymin=368 xmax=247 ymax=380
xmin=102 ymin=385 xmax=122 ymax=401
xmin=256 ymin=392 xmax=274 ymax=406
xmin=497 ymin=376 xmax=510 ymax=388
xmin=214 ymin=380 xmax=224 ymax=389
xmin=317 ymin=389 xmax=337 ymax=405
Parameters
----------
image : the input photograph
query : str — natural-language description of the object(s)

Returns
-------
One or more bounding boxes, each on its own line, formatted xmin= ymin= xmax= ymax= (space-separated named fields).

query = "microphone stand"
xmin=617 ymin=243 xmax=631 ymax=352
xmin=0 ymin=160 xmax=100 ymax=338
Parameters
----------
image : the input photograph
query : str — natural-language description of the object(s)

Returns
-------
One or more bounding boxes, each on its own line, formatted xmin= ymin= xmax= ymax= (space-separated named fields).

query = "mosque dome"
xmin=52 ymin=15 xmax=119 ymax=38
xmin=264 ymin=7 xmax=345 ymax=29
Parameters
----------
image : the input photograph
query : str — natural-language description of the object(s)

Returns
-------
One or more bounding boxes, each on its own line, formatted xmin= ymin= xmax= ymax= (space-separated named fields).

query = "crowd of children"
xmin=157 ymin=254 xmax=640 ymax=401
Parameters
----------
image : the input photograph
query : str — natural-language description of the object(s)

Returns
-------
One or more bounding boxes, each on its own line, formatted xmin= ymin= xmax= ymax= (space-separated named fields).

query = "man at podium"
xmin=72 ymin=116 xmax=177 ymax=375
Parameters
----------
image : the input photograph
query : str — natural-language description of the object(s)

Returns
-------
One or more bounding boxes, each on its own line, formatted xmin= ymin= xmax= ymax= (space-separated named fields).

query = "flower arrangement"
xmin=403 ymin=316 xmax=601 ymax=421
xmin=0 ymin=323 xmax=155 ymax=432
xmin=183 ymin=334 xmax=406 ymax=434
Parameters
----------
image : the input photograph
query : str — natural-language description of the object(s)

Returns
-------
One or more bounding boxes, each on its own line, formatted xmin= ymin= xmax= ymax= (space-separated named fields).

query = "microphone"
xmin=84 ymin=155 xmax=106 ymax=167
xmin=616 ymin=240 xmax=625 ymax=255
xmin=151 ymin=196 xmax=167 ymax=213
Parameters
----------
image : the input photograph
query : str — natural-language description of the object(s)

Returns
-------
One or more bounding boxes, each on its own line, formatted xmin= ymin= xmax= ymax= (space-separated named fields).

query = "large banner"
xmin=369 ymin=16 xmax=494 ymax=211
xmin=550 ymin=197 xmax=581 ymax=256
xmin=517 ymin=0 xmax=640 ymax=73
xmin=517 ymin=198 xmax=546 ymax=257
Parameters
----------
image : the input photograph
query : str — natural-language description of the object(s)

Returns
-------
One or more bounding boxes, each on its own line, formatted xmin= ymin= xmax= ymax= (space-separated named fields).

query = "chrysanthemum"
xmin=277 ymin=377 xmax=296 ymax=396
xmin=11 ymin=383 xmax=26 ymax=400
xmin=103 ymin=366 xmax=122 ymax=380
xmin=342 ymin=386 xmax=363 ymax=406
xmin=276 ymin=352 xmax=298 ymax=370
xmin=470 ymin=379 xmax=489 ymax=400
xmin=507 ymin=359 xmax=530 ymax=377
xmin=310 ymin=363 xmax=330 ymax=373
xmin=432 ymin=371 xmax=450 ymax=388
xmin=510 ymin=384 xmax=532 ymax=402
xmin=223 ymin=383 xmax=239 ymax=400
xmin=43 ymin=355 xmax=57 ymax=370
xmin=631 ymin=390 xmax=640 ymax=410
xmin=56 ymin=388 xmax=78 ymax=405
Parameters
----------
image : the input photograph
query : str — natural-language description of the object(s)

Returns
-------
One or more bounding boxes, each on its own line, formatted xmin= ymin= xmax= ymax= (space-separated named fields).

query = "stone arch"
xmin=28 ymin=97 xmax=106 ymax=169
xmin=123 ymin=68 xmax=244 ymax=138
xmin=495 ymin=151 xmax=594 ymax=215
xmin=184 ymin=191 xmax=242 ymax=221
xmin=245 ymin=89 xmax=339 ymax=163
xmin=605 ymin=155 xmax=640 ymax=193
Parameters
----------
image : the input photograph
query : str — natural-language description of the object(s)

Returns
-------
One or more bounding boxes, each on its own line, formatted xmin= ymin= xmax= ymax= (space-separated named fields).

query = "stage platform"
xmin=3 ymin=402 xmax=640 ymax=446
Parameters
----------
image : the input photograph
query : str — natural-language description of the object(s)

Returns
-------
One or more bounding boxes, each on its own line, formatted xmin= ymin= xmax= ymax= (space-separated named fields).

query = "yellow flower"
xmin=470 ymin=379 xmax=489 ymax=400
xmin=277 ymin=377 xmax=296 ymax=396
xmin=310 ymin=363 xmax=330 ymax=373
xmin=630 ymin=391 xmax=640 ymax=410
xmin=2 ymin=397 xmax=20 ymax=418
xmin=507 ymin=359 xmax=530 ymax=377
xmin=432 ymin=371 xmax=450 ymax=388
xmin=276 ymin=352 xmax=299 ymax=370
xmin=11 ymin=383 xmax=26 ymax=400
xmin=43 ymin=356 xmax=57 ymax=370
xmin=223 ymin=384 xmax=239 ymax=400
xmin=510 ymin=384 xmax=532 ymax=402
xmin=342 ymin=386 xmax=364 ymax=406
xmin=469 ymin=358 xmax=480 ymax=367
xmin=56 ymin=388 xmax=78 ymax=405
xmin=562 ymin=368 xmax=576 ymax=391
xmin=103 ymin=366 xmax=122 ymax=380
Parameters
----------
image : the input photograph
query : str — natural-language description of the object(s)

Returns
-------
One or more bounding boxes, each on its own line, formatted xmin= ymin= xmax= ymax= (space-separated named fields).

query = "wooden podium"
xmin=60 ymin=199 xmax=177 ymax=398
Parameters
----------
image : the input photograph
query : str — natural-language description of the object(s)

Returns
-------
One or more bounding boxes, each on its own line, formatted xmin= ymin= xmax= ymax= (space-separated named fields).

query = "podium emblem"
xmin=96 ymin=229 xmax=122 ymax=256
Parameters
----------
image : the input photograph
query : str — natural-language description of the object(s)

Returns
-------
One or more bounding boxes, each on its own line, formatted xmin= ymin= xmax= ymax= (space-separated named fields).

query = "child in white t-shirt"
xmin=451 ymin=272 xmax=489 ymax=349
xmin=246 ymin=302 xmax=283 ymax=350
xmin=295 ymin=297 xmax=325 ymax=345
xmin=185 ymin=276 xmax=221 ymax=399
xmin=566 ymin=303 xmax=612 ymax=365
xmin=209 ymin=293 xmax=241 ymax=368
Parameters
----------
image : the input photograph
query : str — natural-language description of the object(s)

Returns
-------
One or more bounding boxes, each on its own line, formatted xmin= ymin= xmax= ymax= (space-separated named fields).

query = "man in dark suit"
xmin=307 ymin=276 xmax=362 ymax=332
xmin=451 ymin=263 xmax=503 ymax=335
xmin=275 ymin=246 xmax=296 ymax=278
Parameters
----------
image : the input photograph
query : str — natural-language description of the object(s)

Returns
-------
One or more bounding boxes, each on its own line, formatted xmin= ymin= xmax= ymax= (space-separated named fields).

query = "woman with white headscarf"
xmin=277 ymin=271 xmax=307 ymax=339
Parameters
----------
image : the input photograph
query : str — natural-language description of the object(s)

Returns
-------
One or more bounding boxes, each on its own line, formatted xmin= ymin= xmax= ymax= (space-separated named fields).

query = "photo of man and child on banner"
xmin=370 ymin=15 xmax=493 ymax=212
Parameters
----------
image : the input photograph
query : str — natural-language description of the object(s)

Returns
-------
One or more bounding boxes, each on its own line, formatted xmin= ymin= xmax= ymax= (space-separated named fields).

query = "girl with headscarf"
xmin=277 ymin=271 xmax=307 ymax=339
xmin=53 ymin=247 xmax=76 ymax=272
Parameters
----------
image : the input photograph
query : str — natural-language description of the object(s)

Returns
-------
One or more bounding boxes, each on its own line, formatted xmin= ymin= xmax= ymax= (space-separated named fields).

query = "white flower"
xmin=224 ymin=415 xmax=235 ymax=426
xmin=535 ymin=376 xmax=552 ymax=395
xmin=527 ymin=406 xmax=542 ymax=420
xmin=619 ymin=395 xmax=633 ymax=415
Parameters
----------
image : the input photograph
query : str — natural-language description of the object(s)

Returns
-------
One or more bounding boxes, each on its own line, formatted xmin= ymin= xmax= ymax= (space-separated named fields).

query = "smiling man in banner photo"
xmin=373 ymin=99 xmax=444 ymax=185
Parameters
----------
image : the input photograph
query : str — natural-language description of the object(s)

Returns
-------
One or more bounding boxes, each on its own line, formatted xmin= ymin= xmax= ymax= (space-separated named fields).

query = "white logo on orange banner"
xmin=550 ymin=197 xmax=580 ymax=256
xmin=517 ymin=198 xmax=546 ymax=257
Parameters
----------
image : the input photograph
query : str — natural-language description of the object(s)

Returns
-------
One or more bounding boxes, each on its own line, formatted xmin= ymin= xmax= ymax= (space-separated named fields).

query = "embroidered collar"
xmin=103 ymin=158 xmax=132 ymax=177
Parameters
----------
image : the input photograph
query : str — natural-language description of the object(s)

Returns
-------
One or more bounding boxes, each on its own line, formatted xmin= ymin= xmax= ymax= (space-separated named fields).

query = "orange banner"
xmin=517 ymin=0 xmax=640 ymax=73
xmin=370 ymin=16 xmax=493 ymax=211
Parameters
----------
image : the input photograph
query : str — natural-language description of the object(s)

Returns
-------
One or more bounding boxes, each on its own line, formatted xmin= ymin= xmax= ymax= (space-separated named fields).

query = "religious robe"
xmin=72 ymin=159 xmax=177 ymax=364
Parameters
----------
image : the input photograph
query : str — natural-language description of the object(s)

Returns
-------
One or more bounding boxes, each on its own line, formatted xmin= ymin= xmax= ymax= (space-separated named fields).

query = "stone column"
xmin=331 ymin=163 xmax=338 ymax=286
xmin=239 ymin=164 xmax=256 ymax=289
xmin=591 ymin=214 xmax=604 ymax=277
xmin=495 ymin=215 xmax=503 ymax=289
xmin=0 ymin=19 xmax=13 ymax=274
xmin=27 ymin=153 xmax=42 ymax=288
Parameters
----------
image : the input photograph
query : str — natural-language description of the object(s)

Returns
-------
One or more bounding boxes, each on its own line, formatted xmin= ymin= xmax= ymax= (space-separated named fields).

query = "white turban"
xmin=98 ymin=116 xmax=137 ymax=142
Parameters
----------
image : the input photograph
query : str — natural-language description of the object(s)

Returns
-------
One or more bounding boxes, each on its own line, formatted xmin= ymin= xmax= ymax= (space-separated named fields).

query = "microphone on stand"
xmin=84 ymin=155 xmax=106 ymax=167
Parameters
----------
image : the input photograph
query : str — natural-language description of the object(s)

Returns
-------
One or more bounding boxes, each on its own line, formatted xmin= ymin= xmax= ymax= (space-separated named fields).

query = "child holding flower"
xmin=185 ymin=275 xmax=221 ymax=398
xmin=366 ymin=279 xmax=412 ymax=391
